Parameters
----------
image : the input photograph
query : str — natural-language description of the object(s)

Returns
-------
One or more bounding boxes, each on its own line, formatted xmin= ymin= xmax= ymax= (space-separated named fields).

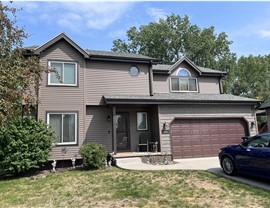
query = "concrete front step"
xmin=115 ymin=157 xmax=142 ymax=166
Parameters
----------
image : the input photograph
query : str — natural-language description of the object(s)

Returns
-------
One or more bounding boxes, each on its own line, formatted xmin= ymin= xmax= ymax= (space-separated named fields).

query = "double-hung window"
xmin=47 ymin=113 xmax=77 ymax=145
xmin=171 ymin=68 xmax=198 ymax=92
xmin=48 ymin=61 xmax=77 ymax=86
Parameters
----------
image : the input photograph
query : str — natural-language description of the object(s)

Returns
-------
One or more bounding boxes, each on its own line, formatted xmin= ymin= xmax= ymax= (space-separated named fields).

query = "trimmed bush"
xmin=79 ymin=143 xmax=107 ymax=169
xmin=0 ymin=117 xmax=55 ymax=175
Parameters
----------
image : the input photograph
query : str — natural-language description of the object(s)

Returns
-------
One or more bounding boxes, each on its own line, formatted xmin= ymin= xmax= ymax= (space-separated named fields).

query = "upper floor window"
xmin=48 ymin=61 xmax=77 ymax=86
xmin=171 ymin=68 xmax=198 ymax=92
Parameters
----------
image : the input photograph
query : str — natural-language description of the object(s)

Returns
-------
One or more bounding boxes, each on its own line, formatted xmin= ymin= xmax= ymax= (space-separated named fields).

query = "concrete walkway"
xmin=115 ymin=157 xmax=270 ymax=191
xmin=116 ymin=156 xmax=219 ymax=170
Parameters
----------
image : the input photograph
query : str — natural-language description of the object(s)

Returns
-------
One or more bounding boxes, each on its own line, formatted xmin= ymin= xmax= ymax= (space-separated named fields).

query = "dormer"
xmin=152 ymin=57 xmax=227 ymax=94
xmin=170 ymin=68 xmax=198 ymax=92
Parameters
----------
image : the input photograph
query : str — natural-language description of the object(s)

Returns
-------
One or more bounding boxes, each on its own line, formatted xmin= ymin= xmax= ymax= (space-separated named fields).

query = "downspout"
xmin=149 ymin=60 xmax=154 ymax=96
xmin=219 ymin=76 xmax=224 ymax=94
xmin=112 ymin=105 xmax=117 ymax=153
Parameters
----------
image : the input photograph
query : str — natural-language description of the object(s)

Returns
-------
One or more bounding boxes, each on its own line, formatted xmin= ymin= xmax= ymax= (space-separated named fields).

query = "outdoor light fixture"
xmin=250 ymin=121 xmax=255 ymax=129
xmin=162 ymin=122 xmax=170 ymax=134
xmin=107 ymin=115 xmax=111 ymax=121
xmin=163 ymin=122 xmax=169 ymax=131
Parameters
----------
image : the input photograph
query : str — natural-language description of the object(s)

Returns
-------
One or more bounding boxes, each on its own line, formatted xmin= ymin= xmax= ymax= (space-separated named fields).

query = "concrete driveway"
xmin=208 ymin=167 xmax=270 ymax=192
xmin=116 ymin=156 xmax=270 ymax=191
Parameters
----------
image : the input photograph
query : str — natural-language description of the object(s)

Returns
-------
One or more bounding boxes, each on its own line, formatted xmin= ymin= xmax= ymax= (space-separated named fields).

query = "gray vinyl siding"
xmin=85 ymin=61 xmax=150 ymax=105
xmin=158 ymin=104 xmax=257 ymax=154
xmin=85 ymin=106 xmax=113 ymax=152
xmin=198 ymin=77 xmax=220 ymax=94
xmin=153 ymin=75 xmax=170 ymax=93
xmin=38 ymin=39 xmax=86 ymax=160
xmin=153 ymin=62 xmax=220 ymax=94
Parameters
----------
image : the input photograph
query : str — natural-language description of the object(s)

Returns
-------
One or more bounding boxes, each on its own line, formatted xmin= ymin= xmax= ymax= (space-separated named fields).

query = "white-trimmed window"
xmin=171 ymin=68 xmax=198 ymax=92
xmin=137 ymin=112 xmax=148 ymax=130
xmin=48 ymin=61 xmax=77 ymax=86
xmin=47 ymin=112 xmax=77 ymax=145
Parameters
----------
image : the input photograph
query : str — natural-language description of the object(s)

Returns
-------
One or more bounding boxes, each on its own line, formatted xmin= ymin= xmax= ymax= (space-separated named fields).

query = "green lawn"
xmin=0 ymin=168 xmax=270 ymax=208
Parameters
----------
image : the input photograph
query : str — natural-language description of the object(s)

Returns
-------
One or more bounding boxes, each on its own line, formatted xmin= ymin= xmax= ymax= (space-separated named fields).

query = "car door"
xmin=238 ymin=136 xmax=270 ymax=176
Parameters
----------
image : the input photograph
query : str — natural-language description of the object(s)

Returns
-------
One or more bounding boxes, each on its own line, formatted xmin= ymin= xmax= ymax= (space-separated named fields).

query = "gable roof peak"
xmin=33 ymin=32 xmax=89 ymax=58
xmin=168 ymin=56 xmax=202 ymax=75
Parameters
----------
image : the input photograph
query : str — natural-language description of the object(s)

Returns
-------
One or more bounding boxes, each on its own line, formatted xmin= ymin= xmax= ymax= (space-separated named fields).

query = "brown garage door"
xmin=171 ymin=118 xmax=248 ymax=159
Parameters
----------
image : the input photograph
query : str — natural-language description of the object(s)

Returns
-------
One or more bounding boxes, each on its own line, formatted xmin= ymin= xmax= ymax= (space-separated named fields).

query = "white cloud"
xmin=257 ymin=29 xmax=270 ymax=39
xmin=147 ymin=8 xmax=167 ymax=21
xmin=108 ymin=29 xmax=127 ymax=39
xmin=14 ymin=2 xmax=134 ymax=32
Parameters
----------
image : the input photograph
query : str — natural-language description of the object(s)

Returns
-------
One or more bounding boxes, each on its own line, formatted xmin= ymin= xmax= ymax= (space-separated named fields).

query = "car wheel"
xmin=221 ymin=156 xmax=237 ymax=176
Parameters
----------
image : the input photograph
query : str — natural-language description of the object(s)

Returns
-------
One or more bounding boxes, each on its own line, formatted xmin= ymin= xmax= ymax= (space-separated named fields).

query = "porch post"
xmin=112 ymin=105 xmax=117 ymax=153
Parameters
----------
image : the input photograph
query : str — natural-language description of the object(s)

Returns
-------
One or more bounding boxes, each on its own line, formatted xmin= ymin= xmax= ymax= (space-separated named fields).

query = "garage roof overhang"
xmin=103 ymin=93 xmax=261 ymax=106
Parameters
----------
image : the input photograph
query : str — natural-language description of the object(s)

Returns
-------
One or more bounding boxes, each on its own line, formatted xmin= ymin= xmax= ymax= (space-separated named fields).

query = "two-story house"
xmin=27 ymin=33 xmax=260 ymax=160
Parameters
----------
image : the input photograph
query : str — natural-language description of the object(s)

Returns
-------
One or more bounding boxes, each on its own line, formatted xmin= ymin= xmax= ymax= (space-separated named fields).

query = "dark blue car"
xmin=219 ymin=132 xmax=270 ymax=179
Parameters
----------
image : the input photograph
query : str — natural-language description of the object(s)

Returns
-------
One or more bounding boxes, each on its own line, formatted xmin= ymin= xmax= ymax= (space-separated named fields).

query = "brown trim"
xmin=149 ymin=61 xmax=154 ymax=96
xmin=46 ymin=110 xmax=79 ymax=146
xmin=112 ymin=105 xmax=117 ymax=152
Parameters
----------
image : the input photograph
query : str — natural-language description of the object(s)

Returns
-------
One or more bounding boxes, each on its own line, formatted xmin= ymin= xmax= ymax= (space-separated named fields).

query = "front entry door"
xmin=116 ymin=113 xmax=130 ymax=151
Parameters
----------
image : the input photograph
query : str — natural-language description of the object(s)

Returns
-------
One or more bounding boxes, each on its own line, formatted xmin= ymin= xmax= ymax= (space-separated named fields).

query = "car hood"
xmin=221 ymin=144 xmax=240 ymax=150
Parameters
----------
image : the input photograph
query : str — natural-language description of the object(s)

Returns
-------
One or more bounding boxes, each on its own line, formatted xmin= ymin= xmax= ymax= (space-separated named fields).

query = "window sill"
xmin=170 ymin=91 xmax=198 ymax=93
xmin=47 ymin=84 xmax=77 ymax=87
xmin=55 ymin=143 xmax=78 ymax=146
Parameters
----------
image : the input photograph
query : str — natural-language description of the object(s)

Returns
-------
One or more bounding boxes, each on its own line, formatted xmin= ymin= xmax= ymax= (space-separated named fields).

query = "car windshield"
xmin=241 ymin=134 xmax=270 ymax=148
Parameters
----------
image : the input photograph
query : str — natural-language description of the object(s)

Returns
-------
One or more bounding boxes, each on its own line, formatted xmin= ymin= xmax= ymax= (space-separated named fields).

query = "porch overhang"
xmin=103 ymin=93 xmax=261 ymax=106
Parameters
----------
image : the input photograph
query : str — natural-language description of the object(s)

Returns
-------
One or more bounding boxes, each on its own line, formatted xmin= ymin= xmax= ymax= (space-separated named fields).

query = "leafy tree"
xmin=0 ymin=2 xmax=55 ymax=176
xmin=232 ymin=55 xmax=270 ymax=101
xmin=0 ymin=2 xmax=47 ymax=125
xmin=0 ymin=117 xmax=55 ymax=175
xmin=112 ymin=14 xmax=235 ymax=70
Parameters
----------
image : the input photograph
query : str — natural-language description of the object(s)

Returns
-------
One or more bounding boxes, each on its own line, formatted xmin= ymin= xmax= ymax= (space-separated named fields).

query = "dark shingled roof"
xmin=85 ymin=49 xmax=156 ymax=60
xmin=24 ymin=45 xmax=156 ymax=61
xmin=259 ymin=102 xmax=270 ymax=109
xmin=197 ymin=66 xmax=224 ymax=74
xmin=104 ymin=93 xmax=260 ymax=105
xmin=24 ymin=46 xmax=39 ymax=50
xmin=152 ymin=64 xmax=224 ymax=74
xmin=152 ymin=64 xmax=170 ymax=71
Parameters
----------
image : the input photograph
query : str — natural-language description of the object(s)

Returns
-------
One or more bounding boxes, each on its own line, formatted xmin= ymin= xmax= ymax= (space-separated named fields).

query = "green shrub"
xmin=0 ymin=117 xmax=55 ymax=175
xmin=79 ymin=143 xmax=107 ymax=169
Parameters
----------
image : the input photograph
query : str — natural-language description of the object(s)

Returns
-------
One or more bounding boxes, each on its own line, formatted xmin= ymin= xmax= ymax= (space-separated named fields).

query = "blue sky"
xmin=8 ymin=0 xmax=270 ymax=58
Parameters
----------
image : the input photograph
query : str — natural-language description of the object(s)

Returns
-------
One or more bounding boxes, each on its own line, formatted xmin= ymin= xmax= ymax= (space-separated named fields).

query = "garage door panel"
xmin=193 ymin=149 xmax=202 ymax=157
xmin=182 ymin=140 xmax=192 ymax=146
xmin=182 ymin=149 xmax=193 ymax=158
xmin=191 ymin=139 xmax=201 ymax=146
xmin=182 ymin=129 xmax=191 ymax=136
xmin=171 ymin=118 xmax=248 ymax=159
